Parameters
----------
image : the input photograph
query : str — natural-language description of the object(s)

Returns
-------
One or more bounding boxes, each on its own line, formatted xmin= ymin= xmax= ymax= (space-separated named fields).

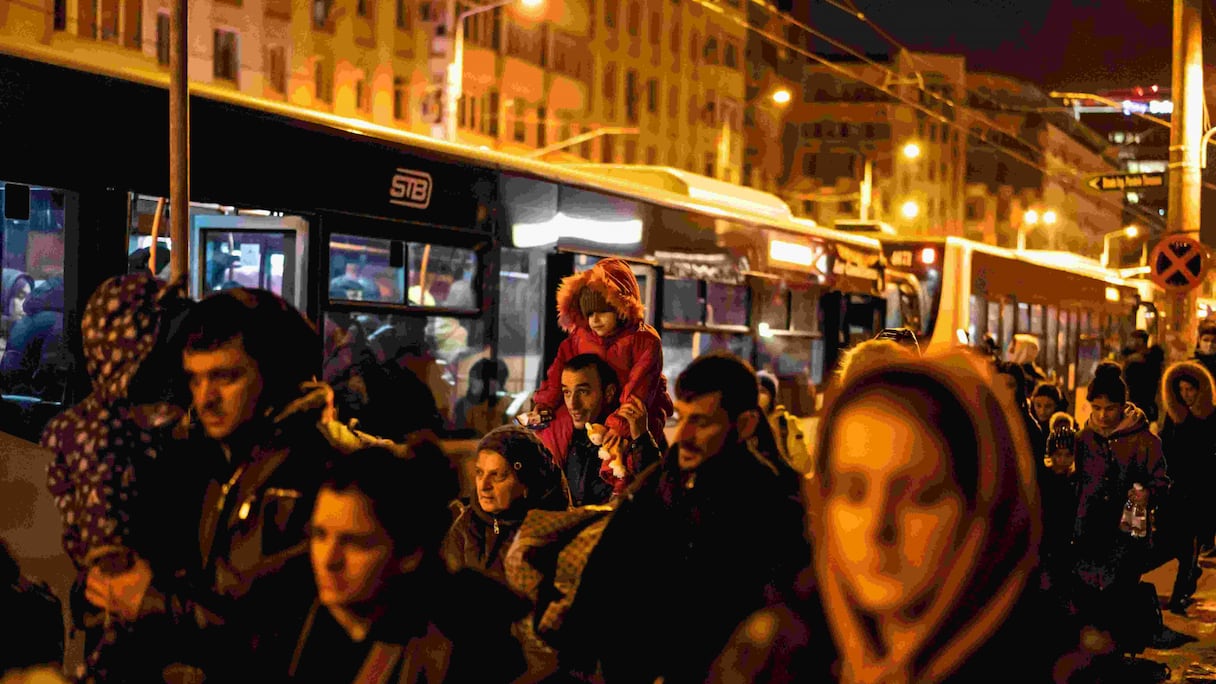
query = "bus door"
xmin=191 ymin=214 xmax=309 ymax=311
xmin=819 ymin=291 xmax=887 ymax=381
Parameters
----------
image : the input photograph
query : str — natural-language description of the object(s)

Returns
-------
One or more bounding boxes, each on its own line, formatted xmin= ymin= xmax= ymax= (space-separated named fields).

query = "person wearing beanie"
xmin=527 ymin=258 xmax=674 ymax=493
xmin=756 ymin=371 xmax=779 ymax=415
xmin=754 ymin=370 xmax=811 ymax=475
xmin=1070 ymin=361 xmax=1169 ymax=654
xmin=443 ymin=426 xmax=571 ymax=581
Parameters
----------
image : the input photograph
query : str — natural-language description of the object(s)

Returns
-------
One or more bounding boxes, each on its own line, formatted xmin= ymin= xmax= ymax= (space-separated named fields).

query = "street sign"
xmin=1149 ymin=235 xmax=1207 ymax=292
xmin=1085 ymin=172 xmax=1166 ymax=192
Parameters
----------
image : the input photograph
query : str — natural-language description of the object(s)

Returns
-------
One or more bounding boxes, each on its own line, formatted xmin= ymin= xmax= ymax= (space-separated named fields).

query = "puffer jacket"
xmin=1158 ymin=361 xmax=1216 ymax=521
xmin=532 ymin=259 xmax=673 ymax=468
xmin=1073 ymin=403 xmax=1169 ymax=590
xmin=42 ymin=274 xmax=188 ymax=569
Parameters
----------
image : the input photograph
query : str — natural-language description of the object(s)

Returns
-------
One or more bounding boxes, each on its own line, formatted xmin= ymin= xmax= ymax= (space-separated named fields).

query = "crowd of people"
xmin=4 ymin=259 xmax=1216 ymax=683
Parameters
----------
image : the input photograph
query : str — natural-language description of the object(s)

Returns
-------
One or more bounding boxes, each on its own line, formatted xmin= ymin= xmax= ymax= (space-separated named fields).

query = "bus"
xmin=0 ymin=44 xmax=897 ymax=443
xmin=881 ymin=236 xmax=1160 ymax=395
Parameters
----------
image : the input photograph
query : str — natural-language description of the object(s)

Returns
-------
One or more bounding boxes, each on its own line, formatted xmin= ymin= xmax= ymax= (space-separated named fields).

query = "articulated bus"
xmin=881 ymin=237 xmax=1160 ymax=396
xmin=0 ymin=45 xmax=901 ymax=444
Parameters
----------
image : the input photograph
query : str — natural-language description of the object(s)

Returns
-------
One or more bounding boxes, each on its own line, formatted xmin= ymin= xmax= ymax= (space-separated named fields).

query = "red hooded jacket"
xmin=534 ymin=259 xmax=673 ymax=473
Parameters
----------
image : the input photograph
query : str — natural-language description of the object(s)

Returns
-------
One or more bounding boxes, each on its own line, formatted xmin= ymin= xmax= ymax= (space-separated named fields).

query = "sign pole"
xmin=170 ymin=0 xmax=189 ymax=283
xmin=1164 ymin=0 xmax=1204 ymax=357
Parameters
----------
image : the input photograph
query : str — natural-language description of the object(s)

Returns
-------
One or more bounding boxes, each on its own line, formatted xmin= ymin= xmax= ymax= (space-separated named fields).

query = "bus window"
xmin=968 ymin=294 xmax=986 ymax=346
xmin=1001 ymin=300 xmax=1015 ymax=353
xmin=0 ymin=181 xmax=70 ymax=404
xmin=1058 ymin=308 xmax=1070 ymax=370
xmin=707 ymin=282 xmax=749 ymax=327
xmin=1017 ymin=302 xmax=1030 ymax=335
xmin=987 ymin=301 xmax=1001 ymax=348
xmin=496 ymin=248 xmax=547 ymax=430
xmin=757 ymin=281 xmax=790 ymax=331
xmin=790 ymin=288 xmax=820 ymax=333
xmin=663 ymin=279 xmax=702 ymax=325
xmin=1030 ymin=304 xmax=1044 ymax=336
xmin=200 ymin=230 xmax=294 ymax=296
xmin=327 ymin=234 xmax=477 ymax=312
xmin=1045 ymin=305 xmax=1058 ymax=378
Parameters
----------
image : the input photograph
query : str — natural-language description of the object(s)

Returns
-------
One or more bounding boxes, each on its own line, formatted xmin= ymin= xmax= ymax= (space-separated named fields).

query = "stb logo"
xmin=389 ymin=168 xmax=433 ymax=209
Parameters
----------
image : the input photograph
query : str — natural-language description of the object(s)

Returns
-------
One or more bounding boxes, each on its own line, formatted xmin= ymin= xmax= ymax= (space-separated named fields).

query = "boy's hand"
xmin=618 ymin=397 xmax=648 ymax=440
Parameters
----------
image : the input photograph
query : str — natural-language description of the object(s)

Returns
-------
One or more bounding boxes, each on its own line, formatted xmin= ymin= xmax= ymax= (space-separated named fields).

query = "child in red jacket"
xmin=525 ymin=258 xmax=673 ymax=486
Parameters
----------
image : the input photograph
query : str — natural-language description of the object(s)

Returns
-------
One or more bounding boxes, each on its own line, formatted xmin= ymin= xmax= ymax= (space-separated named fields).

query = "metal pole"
xmin=169 ymin=0 xmax=189 ymax=282
xmin=1167 ymin=0 xmax=1203 ymax=353
xmin=444 ymin=4 xmax=464 ymax=143
xmin=860 ymin=157 xmax=872 ymax=221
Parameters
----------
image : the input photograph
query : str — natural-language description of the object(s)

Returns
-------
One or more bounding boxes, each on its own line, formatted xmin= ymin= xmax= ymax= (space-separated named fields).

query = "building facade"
xmin=0 ymin=0 xmax=746 ymax=179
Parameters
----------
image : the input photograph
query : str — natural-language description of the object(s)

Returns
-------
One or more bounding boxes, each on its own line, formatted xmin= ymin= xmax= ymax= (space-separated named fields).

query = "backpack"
xmin=773 ymin=408 xmax=812 ymax=476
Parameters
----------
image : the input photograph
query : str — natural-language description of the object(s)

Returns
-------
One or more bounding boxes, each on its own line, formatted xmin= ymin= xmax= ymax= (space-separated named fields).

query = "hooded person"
xmin=443 ymin=425 xmax=571 ymax=581
xmin=40 ymin=274 xmax=194 ymax=680
xmin=1071 ymin=361 xmax=1169 ymax=655
xmin=528 ymin=258 xmax=673 ymax=490
xmin=1194 ymin=319 xmax=1216 ymax=384
xmin=710 ymin=352 xmax=1063 ymax=683
xmin=1154 ymin=360 xmax=1216 ymax=612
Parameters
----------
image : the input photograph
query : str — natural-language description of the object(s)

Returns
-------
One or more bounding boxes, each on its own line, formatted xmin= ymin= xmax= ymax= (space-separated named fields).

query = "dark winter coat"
xmin=1073 ymin=404 xmax=1169 ymax=591
xmin=1158 ymin=361 xmax=1216 ymax=528
xmin=253 ymin=567 xmax=529 ymax=683
xmin=442 ymin=455 xmax=571 ymax=581
xmin=562 ymin=439 xmax=809 ymax=683
xmin=1122 ymin=345 xmax=1165 ymax=422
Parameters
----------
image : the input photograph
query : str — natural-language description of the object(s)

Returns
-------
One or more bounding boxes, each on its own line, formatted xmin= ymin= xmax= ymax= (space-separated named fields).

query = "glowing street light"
xmin=772 ymin=89 xmax=792 ymax=105
xmin=900 ymin=200 xmax=920 ymax=220
xmin=445 ymin=0 xmax=545 ymax=142
xmin=1024 ymin=209 xmax=1040 ymax=226
xmin=1042 ymin=210 xmax=1058 ymax=225
xmin=1101 ymin=224 xmax=1141 ymax=268
xmin=901 ymin=142 xmax=922 ymax=160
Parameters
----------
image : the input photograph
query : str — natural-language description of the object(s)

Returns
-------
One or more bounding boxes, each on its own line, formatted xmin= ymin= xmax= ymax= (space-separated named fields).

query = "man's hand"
xmin=618 ymin=396 xmax=648 ymax=440
xmin=85 ymin=555 xmax=152 ymax=621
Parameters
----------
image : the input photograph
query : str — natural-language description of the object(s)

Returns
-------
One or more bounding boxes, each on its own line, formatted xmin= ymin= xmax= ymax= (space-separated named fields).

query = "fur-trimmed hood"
xmin=1163 ymin=360 xmax=1216 ymax=423
xmin=556 ymin=258 xmax=645 ymax=333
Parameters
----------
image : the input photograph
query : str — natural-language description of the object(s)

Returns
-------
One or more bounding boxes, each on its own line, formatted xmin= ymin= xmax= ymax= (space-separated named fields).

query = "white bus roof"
xmin=0 ymin=40 xmax=883 ymax=252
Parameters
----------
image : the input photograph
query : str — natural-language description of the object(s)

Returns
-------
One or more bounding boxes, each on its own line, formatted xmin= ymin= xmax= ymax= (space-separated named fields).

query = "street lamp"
xmin=900 ymin=200 xmax=920 ymax=220
xmin=444 ymin=0 xmax=543 ymax=143
xmin=771 ymin=89 xmax=792 ymax=105
xmin=1017 ymin=207 xmax=1058 ymax=251
xmin=1101 ymin=224 xmax=1140 ymax=268
xmin=860 ymin=140 xmax=922 ymax=221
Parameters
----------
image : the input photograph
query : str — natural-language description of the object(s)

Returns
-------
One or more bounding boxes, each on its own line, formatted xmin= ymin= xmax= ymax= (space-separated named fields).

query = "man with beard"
xmin=560 ymin=352 xmax=809 ymax=683
xmin=83 ymin=289 xmax=390 ymax=680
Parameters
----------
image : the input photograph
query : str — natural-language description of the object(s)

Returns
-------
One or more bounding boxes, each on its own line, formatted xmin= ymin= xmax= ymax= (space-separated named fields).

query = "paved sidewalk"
xmin=1137 ymin=556 xmax=1216 ymax=683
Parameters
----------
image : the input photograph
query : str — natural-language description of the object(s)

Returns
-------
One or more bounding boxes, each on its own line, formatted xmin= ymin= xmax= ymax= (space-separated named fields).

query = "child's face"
xmin=1044 ymin=448 xmax=1075 ymax=476
xmin=587 ymin=310 xmax=619 ymax=338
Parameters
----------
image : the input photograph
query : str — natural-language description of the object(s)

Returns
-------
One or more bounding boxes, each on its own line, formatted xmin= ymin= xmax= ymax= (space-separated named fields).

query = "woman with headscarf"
xmin=443 ymin=425 xmax=571 ymax=581
xmin=710 ymin=353 xmax=1065 ymax=683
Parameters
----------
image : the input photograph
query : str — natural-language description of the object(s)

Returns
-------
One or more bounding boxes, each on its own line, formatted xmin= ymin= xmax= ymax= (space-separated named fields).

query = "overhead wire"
xmin=722 ymin=0 xmax=1168 ymax=232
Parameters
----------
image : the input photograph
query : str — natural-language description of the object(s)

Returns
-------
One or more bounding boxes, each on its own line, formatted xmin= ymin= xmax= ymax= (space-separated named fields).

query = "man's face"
xmin=309 ymin=489 xmax=395 ymax=612
xmin=562 ymin=366 xmax=615 ymax=430
xmin=673 ymin=391 xmax=737 ymax=471
xmin=183 ymin=338 xmax=264 ymax=441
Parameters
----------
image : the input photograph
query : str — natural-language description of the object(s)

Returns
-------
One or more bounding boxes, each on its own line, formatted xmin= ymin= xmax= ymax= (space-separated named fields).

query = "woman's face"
xmin=475 ymin=450 xmax=527 ymax=515
xmin=823 ymin=393 xmax=966 ymax=614
xmin=1031 ymin=396 xmax=1057 ymax=425
xmin=1179 ymin=380 xmax=1199 ymax=409
xmin=1089 ymin=396 xmax=1124 ymax=432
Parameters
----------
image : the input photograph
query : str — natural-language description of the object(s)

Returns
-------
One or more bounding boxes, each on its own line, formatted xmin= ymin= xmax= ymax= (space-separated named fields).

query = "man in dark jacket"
xmin=82 ymin=288 xmax=389 ymax=680
xmin=562 ymin=352 xmax=809 ymax=683
xmin=1122 ymin=329 xmax=1165 ymax=424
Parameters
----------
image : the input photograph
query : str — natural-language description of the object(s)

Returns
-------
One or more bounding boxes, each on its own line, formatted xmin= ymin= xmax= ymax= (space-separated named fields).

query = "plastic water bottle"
xmin=1120 ymin=483 xmax=1148 ymax=538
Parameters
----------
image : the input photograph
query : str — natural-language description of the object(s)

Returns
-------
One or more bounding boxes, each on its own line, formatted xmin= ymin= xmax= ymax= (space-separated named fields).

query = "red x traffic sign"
xmin=1149 ymin=235 xmax=1207 ymax=292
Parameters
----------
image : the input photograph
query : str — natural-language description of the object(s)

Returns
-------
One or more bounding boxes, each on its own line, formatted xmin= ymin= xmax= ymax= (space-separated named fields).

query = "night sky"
xmin=806 ymin=0 xmax=1215 ymax=92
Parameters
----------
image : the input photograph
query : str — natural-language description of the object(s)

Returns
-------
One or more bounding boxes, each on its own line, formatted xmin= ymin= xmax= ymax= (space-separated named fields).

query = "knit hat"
xmin=579 ymin=286 xmax=611 ymax=317
xmin=756 ymin=370 xmax=779 ymax=400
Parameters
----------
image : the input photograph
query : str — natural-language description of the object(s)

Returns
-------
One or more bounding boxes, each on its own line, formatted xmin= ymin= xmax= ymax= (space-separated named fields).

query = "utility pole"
xmin=170 ymin=0 xmax=189 ymax=282
xmin=1166 ymin=0 xmax=1203 ymax=354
